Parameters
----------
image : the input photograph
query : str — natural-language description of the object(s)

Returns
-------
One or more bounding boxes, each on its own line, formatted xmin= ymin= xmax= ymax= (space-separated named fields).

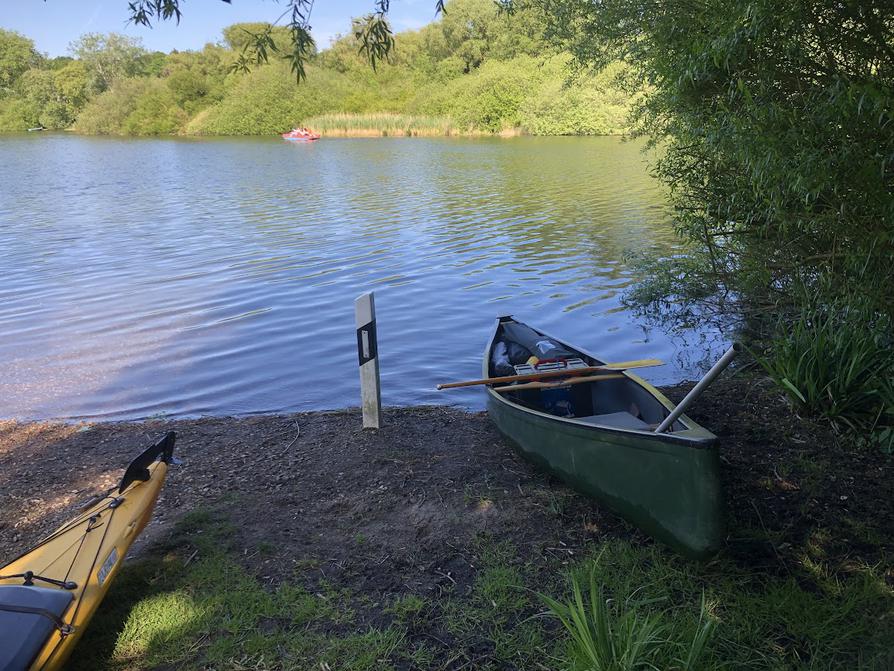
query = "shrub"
xmin=423 ymin=56 xmax=542 ymax=133
xmin=757 ymin=298 xmax=894 ymax=452
xmin=0 ymin=96 xmax=29 ymax=131
xmin=191 ymin=63 xmax=349 ymax=135
xmin=122 ymin=80 xmax=187 ymax=135
xmin=521 ymin=59 xmax=632 ymax=136
xmin=75 ymin=78 xmax=152 ymax=134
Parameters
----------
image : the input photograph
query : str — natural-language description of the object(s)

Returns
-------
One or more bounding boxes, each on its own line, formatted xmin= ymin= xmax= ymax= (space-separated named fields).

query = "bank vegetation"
xmin=0 ymin=0 xmax=631 ymax=138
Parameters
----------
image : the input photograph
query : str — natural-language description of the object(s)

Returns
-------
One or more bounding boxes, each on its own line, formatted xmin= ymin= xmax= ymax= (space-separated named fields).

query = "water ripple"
xmin=0 ymin=135 xmax=723 ymax=421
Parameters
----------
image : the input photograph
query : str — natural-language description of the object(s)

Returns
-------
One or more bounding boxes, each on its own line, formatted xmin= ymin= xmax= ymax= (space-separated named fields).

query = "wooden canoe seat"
xmin=575 ymin=412 xmax=650 ymax=431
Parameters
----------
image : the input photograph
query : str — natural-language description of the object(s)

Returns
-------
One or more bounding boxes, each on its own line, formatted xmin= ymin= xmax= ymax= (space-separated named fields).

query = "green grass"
xmin=755 ymin=300 xmax=894 ymax=453
xmin=546 ymin=542 xmax=893 ymax=671
xmin=302 ymin=113 xmax=454 ymax=137
xmin=71 ymin=511 xmax=892 ymax=671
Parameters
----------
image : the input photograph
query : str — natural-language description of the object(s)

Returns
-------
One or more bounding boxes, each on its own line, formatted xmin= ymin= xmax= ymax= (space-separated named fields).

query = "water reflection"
xmin=0 ymin=135 xmax=722 ymax=421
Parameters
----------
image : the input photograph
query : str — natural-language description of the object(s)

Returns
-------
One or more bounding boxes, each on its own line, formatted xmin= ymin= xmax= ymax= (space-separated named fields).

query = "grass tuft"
xmin=756 ymin=300 xmax=894 ymax=452
xmin=541 ymin=562 xmax=714 ymax=671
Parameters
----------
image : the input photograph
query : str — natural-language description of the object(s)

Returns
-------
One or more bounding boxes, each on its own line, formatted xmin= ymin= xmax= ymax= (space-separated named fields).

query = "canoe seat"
xmin=0 ymin=585 xmax=73 ymax=670
xmin=575 ymin=411 xmax=650 ymax=431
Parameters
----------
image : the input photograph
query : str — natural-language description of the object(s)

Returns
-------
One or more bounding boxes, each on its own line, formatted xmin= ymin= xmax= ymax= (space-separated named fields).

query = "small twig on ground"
xmin=183 ymin=549 xmax=199 ymax=566
xmin=750 ymin=499 xmax=783 ymax=562
xmin=434 ymin=569 xmax=456 ymax=585
xmin=283 ymin=424 xmax=301 ymax=452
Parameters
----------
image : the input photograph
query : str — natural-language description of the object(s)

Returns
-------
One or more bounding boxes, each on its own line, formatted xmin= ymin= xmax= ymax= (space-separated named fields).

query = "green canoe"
xmin=484 ymin=316 xmax=723 ymax=559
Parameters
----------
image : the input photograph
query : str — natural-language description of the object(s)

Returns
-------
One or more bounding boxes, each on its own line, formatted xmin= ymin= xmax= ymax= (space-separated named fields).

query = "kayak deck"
xmin=0 ymin=433 xmax=175 ymax=671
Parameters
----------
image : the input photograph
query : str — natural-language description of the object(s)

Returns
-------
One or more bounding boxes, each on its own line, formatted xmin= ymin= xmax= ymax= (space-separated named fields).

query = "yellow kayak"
xmin=0 ymin=432 xmax=176 ymax=671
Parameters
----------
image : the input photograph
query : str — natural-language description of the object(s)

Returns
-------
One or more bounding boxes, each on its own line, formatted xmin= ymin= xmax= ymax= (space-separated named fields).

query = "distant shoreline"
xmin=2 ymin=128 xmax=627 ymax=139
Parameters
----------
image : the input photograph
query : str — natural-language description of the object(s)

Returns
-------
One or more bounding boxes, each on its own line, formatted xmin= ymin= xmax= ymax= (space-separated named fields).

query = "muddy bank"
xmin=1 ymin=375 xmax=891 ymax=584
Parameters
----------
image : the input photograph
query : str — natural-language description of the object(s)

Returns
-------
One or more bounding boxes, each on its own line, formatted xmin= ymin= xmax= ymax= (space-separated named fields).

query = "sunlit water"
xmin=0 ymin=135 xmax=723 ymax=421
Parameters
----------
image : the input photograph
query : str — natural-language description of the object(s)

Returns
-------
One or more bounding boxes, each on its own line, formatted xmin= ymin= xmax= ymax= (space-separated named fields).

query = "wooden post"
xmin=355 ymin=292 xmax=382 ymax=429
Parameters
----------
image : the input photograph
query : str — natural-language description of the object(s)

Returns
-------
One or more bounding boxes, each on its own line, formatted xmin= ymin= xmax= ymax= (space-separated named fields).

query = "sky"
xmin=0 ymin=0 xmax=438 ymax=56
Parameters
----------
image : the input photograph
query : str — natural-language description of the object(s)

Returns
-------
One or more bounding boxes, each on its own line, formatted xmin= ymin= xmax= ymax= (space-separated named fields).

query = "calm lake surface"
xmin=1 ymin=134 xmax=723 ymax=421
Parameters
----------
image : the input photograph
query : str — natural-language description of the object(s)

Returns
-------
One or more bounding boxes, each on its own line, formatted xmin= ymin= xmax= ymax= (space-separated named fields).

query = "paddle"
xmin=492 ymin=373 xmax=626 ymax=393
xmin=436 ymin=359 xmax=663 ymax=390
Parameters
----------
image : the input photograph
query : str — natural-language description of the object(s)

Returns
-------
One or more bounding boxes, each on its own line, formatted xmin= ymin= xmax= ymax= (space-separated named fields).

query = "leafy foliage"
xmin=69 ymin=33 xmax=148 ymax=94
xmin=74 ymin=78 xmax=153 ymax=134
xmin=2 ymin=0 xmax=632 ymax=136
xmin=126 ymin=0 xmax=401 ymax=81
xmin=0 ymin=28 xmax=43 ymax=91
xmin=526 ymin=0 xmax=894 ymax=316
xmin=756 ymin=297 xmax=894 ymax=452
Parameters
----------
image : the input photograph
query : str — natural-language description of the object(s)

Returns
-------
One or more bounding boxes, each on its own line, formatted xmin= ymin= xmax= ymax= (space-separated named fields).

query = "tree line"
xmin=0 ymin=0 xmax=631 ymax=136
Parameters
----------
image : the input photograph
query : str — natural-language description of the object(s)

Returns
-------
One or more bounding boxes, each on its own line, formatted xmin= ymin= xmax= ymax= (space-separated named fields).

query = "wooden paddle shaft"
xmin=493 ymin=373 xmax=626 ymax=393
xmin=436 ymin=359 xmax=662 ymax=390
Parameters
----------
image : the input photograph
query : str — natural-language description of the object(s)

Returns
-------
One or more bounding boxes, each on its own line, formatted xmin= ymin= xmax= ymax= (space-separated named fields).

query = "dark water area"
xmin=1 ymin=134 xmax=725 ymax=421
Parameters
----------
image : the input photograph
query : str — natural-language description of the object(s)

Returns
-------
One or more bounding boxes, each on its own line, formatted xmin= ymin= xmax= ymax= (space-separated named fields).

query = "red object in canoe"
xmin=282 ymin=128 xmax=320 ymax=141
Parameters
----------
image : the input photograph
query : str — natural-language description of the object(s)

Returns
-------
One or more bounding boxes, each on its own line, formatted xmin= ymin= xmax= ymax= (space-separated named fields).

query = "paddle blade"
xmin=596 ymin=358 xmax=664 ymax=370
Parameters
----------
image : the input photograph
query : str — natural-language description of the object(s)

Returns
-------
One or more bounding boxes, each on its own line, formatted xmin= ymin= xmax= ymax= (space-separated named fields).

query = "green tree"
xmin=520 ymin=58 xmax=630 ymax=136
xmin=0 ymin=96 xmax=30 ymax=131
xmin=166 ymin=69 xmax=209 ymax=109
xmin=70 ymin=33 xmax=147 ymax=94
xmin=526 ymin=0 xmax=894 ymax=317
xmin=74 ymin=78 xmax=151 ymax=134
xmin=122 ymin=79 xmax=187 ymax=134
xmin=0 ymin=29 xmax=43 ymax=93
xmin=16 ymin=61 xmax=90 ymax=128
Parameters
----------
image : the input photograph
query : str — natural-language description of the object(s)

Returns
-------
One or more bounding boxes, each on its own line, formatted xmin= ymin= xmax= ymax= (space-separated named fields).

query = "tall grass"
xmin=756 ymin=300 xmax=894 ymax=452
xmin=541 ymin=563 xmax=716 ymax=671
xmin=303 ymin=113 xmax=454 ymax=137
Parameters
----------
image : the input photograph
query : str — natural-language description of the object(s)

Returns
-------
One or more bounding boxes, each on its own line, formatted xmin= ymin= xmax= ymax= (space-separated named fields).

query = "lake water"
xmin=1 ymin=134 xmax=723 ymax=421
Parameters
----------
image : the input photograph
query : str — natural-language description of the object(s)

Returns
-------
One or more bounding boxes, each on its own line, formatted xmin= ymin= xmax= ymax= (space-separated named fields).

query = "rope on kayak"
xmin=66 ymin=504 xmax=117 ymax=627
xmin=0 ymin=571 xmax=77 ymax=590
xmin=39 ymin=505 xmax=119 ymax=670
xmin=0 ymin=498 xmax=119 ymax=570
xmin=62 ymin=515 xmax=101 ymax=587
xmin=0 ymin=603 xmax=74 ymax=635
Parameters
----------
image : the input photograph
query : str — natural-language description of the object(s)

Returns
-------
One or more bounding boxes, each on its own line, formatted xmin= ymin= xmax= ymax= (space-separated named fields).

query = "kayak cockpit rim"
xmin=483 ymin=316 xmax=716 ymax=447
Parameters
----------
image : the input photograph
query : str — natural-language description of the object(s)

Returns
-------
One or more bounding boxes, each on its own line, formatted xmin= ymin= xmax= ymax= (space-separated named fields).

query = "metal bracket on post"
xmin=355 ymin=292 xmax=382 ymax=429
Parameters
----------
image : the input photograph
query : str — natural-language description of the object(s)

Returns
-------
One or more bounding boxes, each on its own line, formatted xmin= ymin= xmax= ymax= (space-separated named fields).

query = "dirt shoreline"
xmin=2 ymin=375 xmax=890 ymax=583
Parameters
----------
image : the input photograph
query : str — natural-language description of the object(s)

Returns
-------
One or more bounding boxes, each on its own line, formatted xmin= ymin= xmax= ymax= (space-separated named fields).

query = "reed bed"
xmin=303 ymin=113 xmax=455 ymax=137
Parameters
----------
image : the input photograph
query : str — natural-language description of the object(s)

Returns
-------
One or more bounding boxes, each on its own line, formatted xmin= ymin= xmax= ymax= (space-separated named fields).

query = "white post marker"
xmin=355 ymin=292 xmax=382 ymax=429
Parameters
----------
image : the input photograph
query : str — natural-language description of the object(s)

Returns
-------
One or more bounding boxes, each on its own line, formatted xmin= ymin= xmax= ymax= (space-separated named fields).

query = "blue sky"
xmin=1 ymin=0 xmax=437 ymax=56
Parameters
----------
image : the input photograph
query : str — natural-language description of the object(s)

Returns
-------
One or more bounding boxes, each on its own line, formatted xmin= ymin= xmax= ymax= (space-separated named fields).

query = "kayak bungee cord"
xmin=0 ymin=603 xmax=73 ymax=635
xmin=0 ymin=496 xmax=119 ymax=569
xmin=0 ymin=572 xmax=77 ymax=590
xmin=0 ymin=498 xmax=122 ymax=645
xmin=40 ymin=504 xmax=120 ymax=669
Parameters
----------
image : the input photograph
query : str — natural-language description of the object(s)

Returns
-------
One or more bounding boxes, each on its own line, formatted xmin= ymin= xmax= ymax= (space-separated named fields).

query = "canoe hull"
xmin=484 ymin=317 xmax=724 ymax=559
xmin=487 ymin=394 xmax=723 ymax=558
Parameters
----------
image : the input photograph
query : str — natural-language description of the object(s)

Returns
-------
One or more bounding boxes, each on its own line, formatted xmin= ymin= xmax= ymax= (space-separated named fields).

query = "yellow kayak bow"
xmin=0 ymin=432 xmax=176 ymax=671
